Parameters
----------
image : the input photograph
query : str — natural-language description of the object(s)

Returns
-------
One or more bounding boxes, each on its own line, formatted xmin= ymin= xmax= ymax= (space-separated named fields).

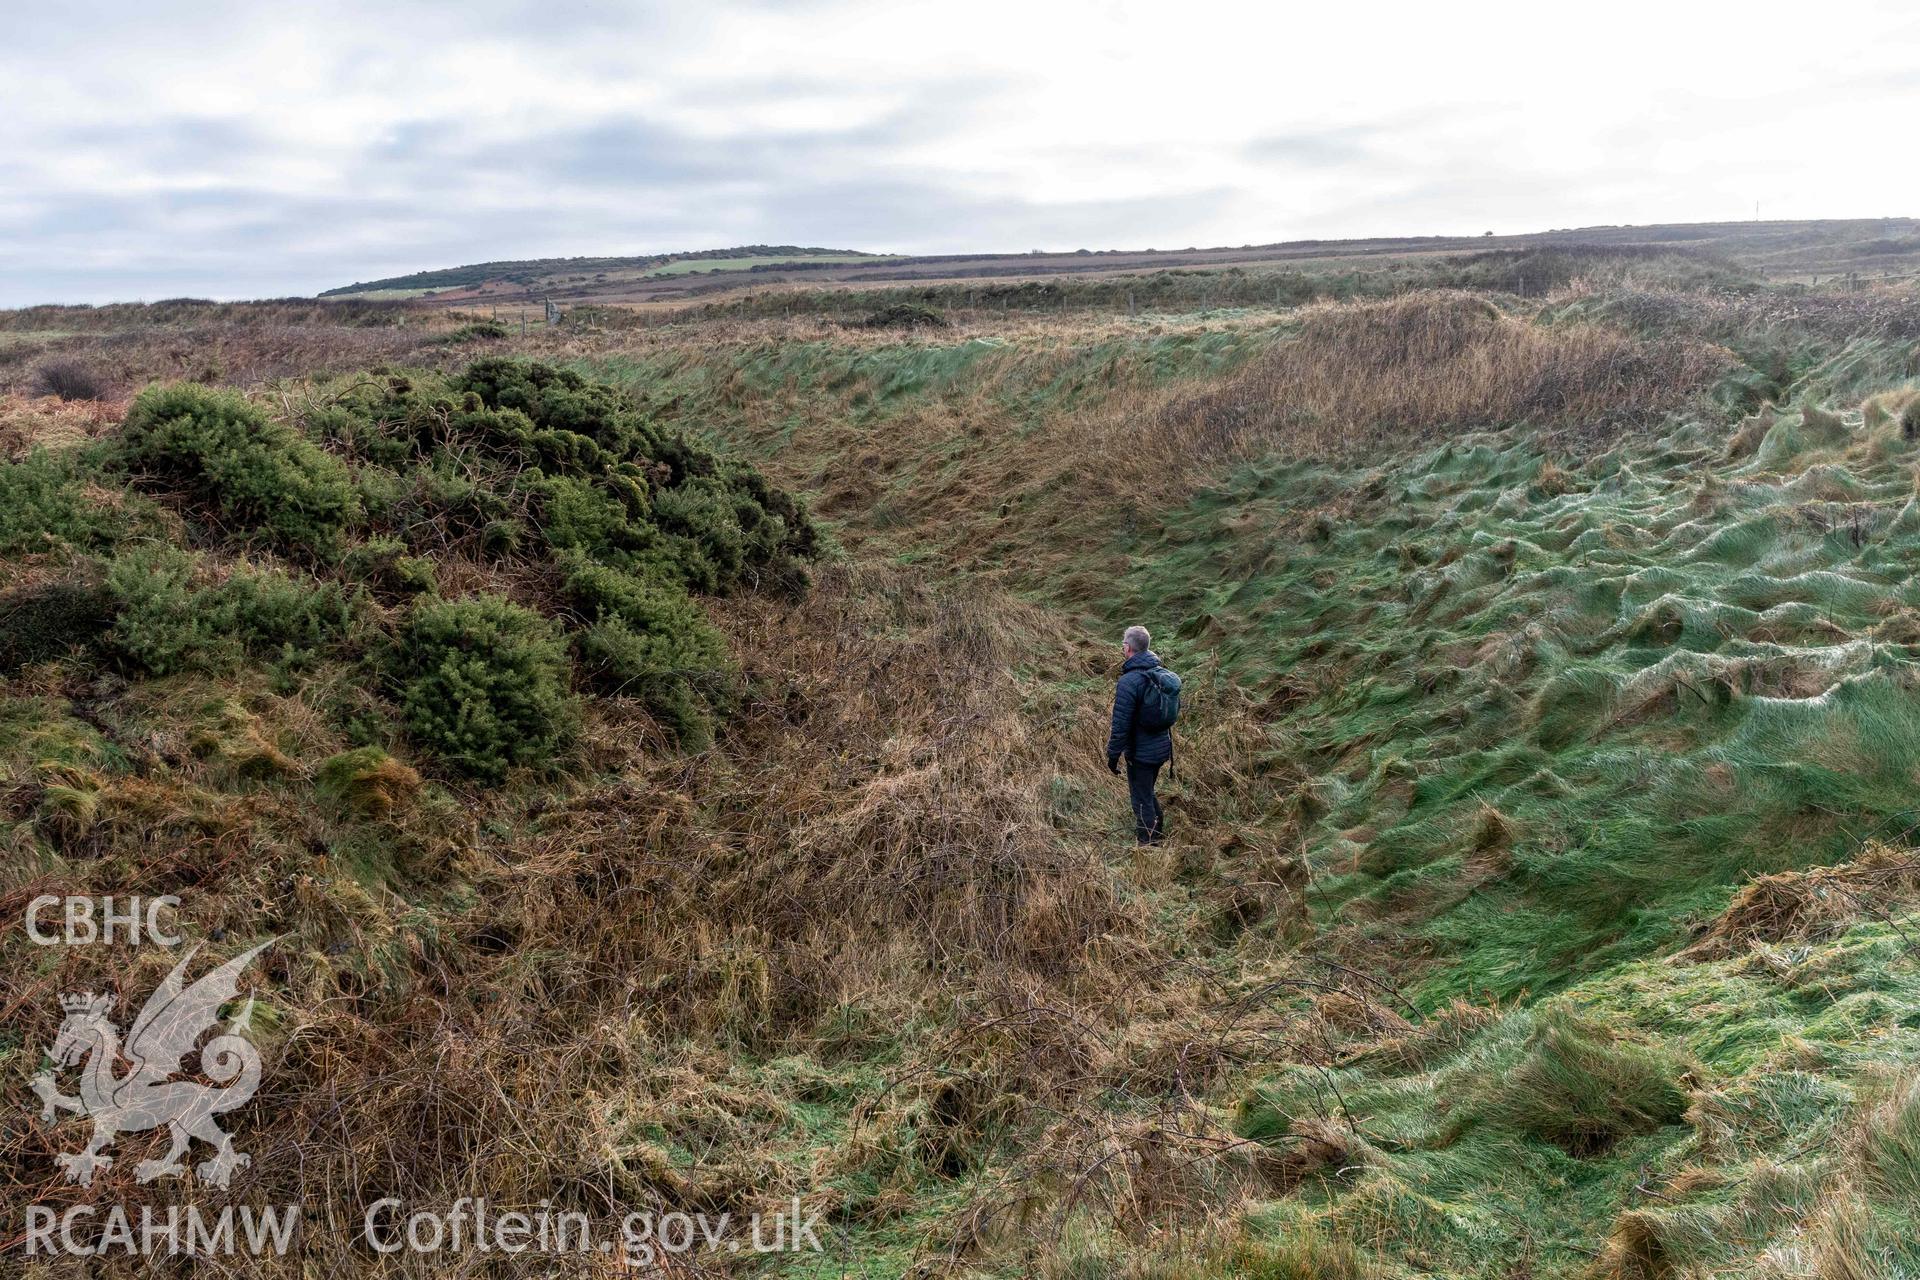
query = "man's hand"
xmin=1107 ymin=755 xmax=1122 ymax=775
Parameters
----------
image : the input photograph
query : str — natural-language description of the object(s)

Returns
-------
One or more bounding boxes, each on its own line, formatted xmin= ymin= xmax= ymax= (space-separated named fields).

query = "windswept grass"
xmin=1155 ymin=291 xmax=1734 ymax=460
xmin=6 ymin=257 xmax=1920 ymax=1278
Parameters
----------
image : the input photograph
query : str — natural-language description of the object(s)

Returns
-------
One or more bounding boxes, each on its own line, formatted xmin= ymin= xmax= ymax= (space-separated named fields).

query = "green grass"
xmin=1065 ymin=398 xmax=1920 ymax=1274
xmin=581 ymin=319 xmax=1278 ymax=430
xmin=1098 ymin=403 xmax=1920 ymax=999
xmin=1226 ymin=910 xmax=1920 ymax=1276
xmin=325 ymin=286 xmax=441 ymax=300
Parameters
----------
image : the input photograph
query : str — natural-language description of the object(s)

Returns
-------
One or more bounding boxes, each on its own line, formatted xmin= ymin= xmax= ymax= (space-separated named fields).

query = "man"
xmin=1107 ymin=624 xmax=1172 ymax=845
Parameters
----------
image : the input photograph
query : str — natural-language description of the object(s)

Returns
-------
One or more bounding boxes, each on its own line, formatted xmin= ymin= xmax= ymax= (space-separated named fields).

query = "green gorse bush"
xmin=122 ymin=382 xmax=361 ymax=552
xmin=0 ymin=449 xmax=143 ymax=553
xmin=107 ymin=545 xmax=364 ymax=676
xmin=562 ymin=555 xmax=734 ymax=746
xmin=56 ymin=360 xmax=810 ymax=755
xmin=391 ymin=594 xmax=575 ymax=780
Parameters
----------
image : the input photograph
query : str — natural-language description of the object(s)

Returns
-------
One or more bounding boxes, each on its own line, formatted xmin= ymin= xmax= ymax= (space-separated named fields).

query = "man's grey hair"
xmin=1123 ymin=625 xmax=1151 ymax=655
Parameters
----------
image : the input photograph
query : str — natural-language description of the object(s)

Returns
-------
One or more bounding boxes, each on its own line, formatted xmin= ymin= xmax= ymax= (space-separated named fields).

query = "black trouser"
xmin=1126 ymin=758 xmax=1164 ymax=845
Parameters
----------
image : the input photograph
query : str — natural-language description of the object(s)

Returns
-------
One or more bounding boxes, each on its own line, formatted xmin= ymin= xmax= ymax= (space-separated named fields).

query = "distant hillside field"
xmin=320 ymin=245 xmax=883 ymax=299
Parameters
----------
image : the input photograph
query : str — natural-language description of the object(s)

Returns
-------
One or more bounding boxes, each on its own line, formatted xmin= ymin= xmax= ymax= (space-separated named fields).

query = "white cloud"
xmin=1 ymin=0 xmax=1916 ymax=302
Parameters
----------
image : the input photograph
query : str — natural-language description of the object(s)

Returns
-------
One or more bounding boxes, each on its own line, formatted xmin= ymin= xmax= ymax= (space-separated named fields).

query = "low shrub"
xmin=443 ymin=319 xmax=510 ymax=343
xmin=391 ymin=595 xmax=574 ymax=780
xmin=339 ymin=536 xmax=436 ymax=598
xmin=575 ymin=621 xmax=712 ymax=746
xmin=121 ymin=382 xmax=362 ymax=551
xmin=456 ymin=358 xmax=653 ymax=456
xmin=650 ymin=480 xmax=749 ymax=590
xmin=390 ymin=462 xmax=516 ymax=544
xmin=106 ymin=546 xmax=364 ymax=676
xmin=103 ymin=362 xmax=811 ymax=763
xmin=531 ymin=473 xmax=640 ymax=556
xmin=26 ymin=357 xmax=111 ymax=402
xmin=328 ymin=359 xmax=816 ymax=592
xmin=0 ymin=451 xmax=137 ymax=553
xmin=562 ymin=556 xmax=733 ymax=745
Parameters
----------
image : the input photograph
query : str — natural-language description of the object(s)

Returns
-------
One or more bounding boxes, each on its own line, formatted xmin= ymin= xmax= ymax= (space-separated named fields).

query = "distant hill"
xmin=319 ymin=245 xmax=885 ymax=298
xmin=319 ymin=219 xmax=1920 ymax=309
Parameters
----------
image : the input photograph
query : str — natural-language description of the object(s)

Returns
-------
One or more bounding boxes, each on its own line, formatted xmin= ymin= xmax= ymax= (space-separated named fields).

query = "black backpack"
xmin=1135 ymin=665 xmax=1183 ymax=730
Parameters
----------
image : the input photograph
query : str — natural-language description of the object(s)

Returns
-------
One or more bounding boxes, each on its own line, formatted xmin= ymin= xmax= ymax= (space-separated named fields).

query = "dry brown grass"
xmin=0 ymin=536 xmax=1368 ymax=1273
xmin=1680 ymin=841 xmax=1920 ymax=960
xmin=0 ymin=562 xmax=1125 ymax=1270
xmin=634 ymin=298 xmax=1734 ymax=593
xmin=1152 ymin=291 xmax=1734 ymax=461
xmin=0 ymin=304 xmax=458 ymax=397
xmin=0 ymin=392 xmax=122 ymax=457
xmin=1696 ymin=1068 xmax=1920 ymax=1280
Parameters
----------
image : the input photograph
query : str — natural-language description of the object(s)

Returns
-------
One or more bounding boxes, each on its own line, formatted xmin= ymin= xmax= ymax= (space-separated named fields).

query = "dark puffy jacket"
xmin=1107 ymin=651 xmax=1173 ymax=765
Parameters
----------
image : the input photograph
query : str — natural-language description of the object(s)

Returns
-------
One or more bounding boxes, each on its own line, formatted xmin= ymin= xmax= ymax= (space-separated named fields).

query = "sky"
xmin=3 ymin=0 xmax=1918 ymax=305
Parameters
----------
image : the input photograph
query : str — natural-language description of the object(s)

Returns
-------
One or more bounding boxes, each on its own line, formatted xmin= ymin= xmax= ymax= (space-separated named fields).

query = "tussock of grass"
xmin=1682 ymin=841 xmax=1920 ymax=959
xmin=314 ymin=745 xmax=422 ymax=817
xmin=1440 ymin=1006 xmax=1693 ymax=1155
xmin=1776 ymin=1071 xmax=1920 ymax=1279
xmin=1209 ymin=1225 xmax=1380 ymax=1280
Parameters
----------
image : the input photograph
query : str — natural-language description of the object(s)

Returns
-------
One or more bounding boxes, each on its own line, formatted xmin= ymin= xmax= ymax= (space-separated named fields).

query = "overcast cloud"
xmin=2 ymin=0 xmax=1917 ymax=304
